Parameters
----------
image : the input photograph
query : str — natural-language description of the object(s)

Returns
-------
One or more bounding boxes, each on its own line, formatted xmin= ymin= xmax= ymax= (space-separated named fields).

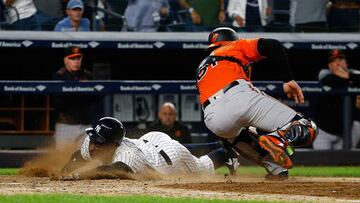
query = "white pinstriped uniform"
xmin=81 ymin=131 xmax=214 ymax=175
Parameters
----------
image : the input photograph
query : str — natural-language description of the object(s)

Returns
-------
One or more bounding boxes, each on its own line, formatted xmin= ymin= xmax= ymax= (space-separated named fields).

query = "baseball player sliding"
xmin=60 ymin=117 xmax=238 ymax=180
xmin=196 ymin=27 xmax=318 ymax=180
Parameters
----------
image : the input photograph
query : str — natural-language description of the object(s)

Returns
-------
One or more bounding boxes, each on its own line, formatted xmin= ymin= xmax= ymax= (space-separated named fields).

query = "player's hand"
xmin=328 ymin=62 xmax=349 ymax=79
xmin=159 ymin=6 xmax=169 ymax=16
xmin=356 ymin=95 xmax=360 ymax=109
xmin=283 ymin=80 xmax=304 ymax=104
xmin=266 ymin=7 xmax=273 ymax=16
xmin=234 ymin=15 xmax=245 ymax=27
xmin=218 ymin=10 xmax=226 ymax=23
xmin=59 ymin=173 xmax=81 ymax=181
xmin=190 ymin=10 xmax=201 ymax=24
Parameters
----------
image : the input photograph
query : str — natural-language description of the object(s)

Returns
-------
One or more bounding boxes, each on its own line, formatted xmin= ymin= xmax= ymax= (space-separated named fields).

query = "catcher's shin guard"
xmin=256 ymin=115 xmax=318 ymax=169
xmin=278 ymin=114 xmax=318 ymax=147
xmin=249 ymin=127 xmax=294 ymax=169
xmin=225 ymin=129 xmax=290 ymax=175
xmin=258 ymin=135 xmax=293 ymax=169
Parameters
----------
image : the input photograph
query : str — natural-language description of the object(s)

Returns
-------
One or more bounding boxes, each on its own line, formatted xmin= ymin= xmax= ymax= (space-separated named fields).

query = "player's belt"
xmin=203 ymin=80 xmax=240 ymax=110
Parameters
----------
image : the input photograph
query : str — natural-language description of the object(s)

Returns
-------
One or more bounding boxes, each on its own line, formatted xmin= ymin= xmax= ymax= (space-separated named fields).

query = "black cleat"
xmin=265 ymin=170 xmax=289 ymax=181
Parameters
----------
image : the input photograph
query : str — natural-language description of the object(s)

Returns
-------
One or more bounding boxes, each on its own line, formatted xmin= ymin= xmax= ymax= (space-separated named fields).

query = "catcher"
xmin=196 ymin=27 xmax=318 ymax=179
xmin=59 ymin=117 xmax=239 ymax=180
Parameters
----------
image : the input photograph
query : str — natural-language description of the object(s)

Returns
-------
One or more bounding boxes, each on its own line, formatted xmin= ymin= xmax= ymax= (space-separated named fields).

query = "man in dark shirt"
xmin=52 ymin=46 xmax=97 ymax=149
xmin=147 ymin=102 xmax=192 ymax=144
xmin=313 ymin=49 xmax=360 ymax=149
xmin=328 ymin=0 xmax=360 ymax=32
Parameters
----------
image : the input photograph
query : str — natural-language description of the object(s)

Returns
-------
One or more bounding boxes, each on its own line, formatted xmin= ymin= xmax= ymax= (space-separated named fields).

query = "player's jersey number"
xmin=196 ymin=56 xmax=218 ymax=81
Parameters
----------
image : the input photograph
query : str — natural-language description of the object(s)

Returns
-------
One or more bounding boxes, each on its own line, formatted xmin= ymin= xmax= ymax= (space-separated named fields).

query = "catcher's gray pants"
xmin=203 ymin=79 xmax=297 ymax=139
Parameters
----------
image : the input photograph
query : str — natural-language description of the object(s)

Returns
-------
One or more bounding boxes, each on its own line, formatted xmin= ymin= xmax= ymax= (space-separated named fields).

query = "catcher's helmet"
xmin=208 ymin=27 xmax=238 ymax=49
xmin=85 ymin=117 xmax=126 ymax=144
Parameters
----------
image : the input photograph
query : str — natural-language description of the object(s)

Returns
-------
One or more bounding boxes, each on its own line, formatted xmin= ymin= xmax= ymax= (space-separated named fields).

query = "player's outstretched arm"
xmin=61 ymin=150 xmax=88 ymax=174
xmin=283 ymin=80 xmax=304 ymax=104
xmin=60 ymin=161 xmax=135 ymax=180
xmin=93 ymin=161 xmax=134 ymax=174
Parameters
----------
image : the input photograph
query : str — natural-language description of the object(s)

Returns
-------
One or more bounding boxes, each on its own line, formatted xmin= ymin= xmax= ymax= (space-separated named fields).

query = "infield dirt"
xmin=5 ymin=144 xmax=360 ymax=202
xmin=0 ymin=175 xmax=359 ymax=202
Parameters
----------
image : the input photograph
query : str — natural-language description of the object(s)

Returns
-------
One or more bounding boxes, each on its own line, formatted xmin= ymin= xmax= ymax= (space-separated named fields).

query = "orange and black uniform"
xmin=196 ymin=38 xmax=294 ymax=104
xmin=196 ymin=33 xmax=318 ymax=175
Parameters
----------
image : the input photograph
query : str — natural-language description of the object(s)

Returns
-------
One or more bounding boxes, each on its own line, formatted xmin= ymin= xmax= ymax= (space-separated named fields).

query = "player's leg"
xmin=170 ymin=139 xmax=240 ymax=175
xmin=351 ymin=120 xmax=360 ymax=148
xmin=268 ymin=114 xmax=318 ymax=147
xmin=201 ymin=82 xmax=293 ymax=171
xmin=204 ymin=80 xmax=318 ymax=145
xmin=235 ymin=84 xmax=317 ymax=168
xmin=142 ymin=132 xmax=217 ymax=174
xmin=206 ymin=147 xmax=241 ymax=175
xmin=170 ymin=141 xmax=215 ymax=174
xmin=253 ymin=113 xmax=318 ymax=168
xmin=202 ymin=80 xmax=318 ymax=170
xmin=242 ymin=115 xmax=317 ymax=170
xmin=183 ymin=141 xmax=244 ymax=174
xmin=222 ymin=128 xmax=289 ymax=180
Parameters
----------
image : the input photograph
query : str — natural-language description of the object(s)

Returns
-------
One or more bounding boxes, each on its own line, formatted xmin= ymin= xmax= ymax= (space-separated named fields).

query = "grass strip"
xmin=1 ymin=166 xmax=360 ymax=177
xmin=0 ymin=194 xmax=284 ymax=203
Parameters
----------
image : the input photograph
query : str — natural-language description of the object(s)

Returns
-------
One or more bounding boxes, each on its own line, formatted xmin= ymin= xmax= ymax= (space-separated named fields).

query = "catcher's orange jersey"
xmin=196 ymin=38 xmax=265 ymax=104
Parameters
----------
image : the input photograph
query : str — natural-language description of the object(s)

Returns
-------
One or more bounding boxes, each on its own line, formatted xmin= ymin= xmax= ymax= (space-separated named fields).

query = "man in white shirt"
xmin=2 ymin=0 xmax=41 ymax=30
xmin=227 ymin=0 xmax=273 ymax=32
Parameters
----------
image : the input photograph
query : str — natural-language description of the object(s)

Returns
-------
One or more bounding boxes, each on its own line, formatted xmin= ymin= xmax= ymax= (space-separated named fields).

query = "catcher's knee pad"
xmin=279 ymin=114 xmax=318 ymax=147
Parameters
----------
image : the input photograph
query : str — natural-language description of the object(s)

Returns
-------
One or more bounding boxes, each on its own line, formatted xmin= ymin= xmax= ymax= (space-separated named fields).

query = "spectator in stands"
xmin=54 ymin=0 xmax=90 ymax=31
xmin=124 ymin=0 xmax=170 ymax=32
xmin=52 ymin=46 xmax=99 ymax=149
xmin=105 ymin=0 xmax=128 ymax=31
xmin=313 ymin=49 xmax=360 ymax=149
xmin=2 ymin=0 xmax=41 ymax=30
xmin=355 ymin=96 xmax=360 ymax=148
xmin=227 ymin=0 xmax=273 ymax=32
xmin=178 ymin=0 xmax=226 ymax=32
xmin=289 ymin=0 xmax=329 ymax=32
xmin=328 ymin=0 xmax=360 ymax=32
xmin=147 ymin=102 xmax=192 ymax=144
xmin=34 ymin=0 xmax=65 ymax=31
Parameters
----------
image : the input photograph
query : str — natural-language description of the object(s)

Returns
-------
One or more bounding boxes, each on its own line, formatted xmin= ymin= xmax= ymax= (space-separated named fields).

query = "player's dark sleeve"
xmin=61 ymin=150 xmax=88 ymax=174
xmin=257 ymin=38 xmax=294 ymax=82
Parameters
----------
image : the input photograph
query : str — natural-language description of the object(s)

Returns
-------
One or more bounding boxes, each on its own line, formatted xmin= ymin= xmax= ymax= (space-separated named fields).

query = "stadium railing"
xmin=0 ymin=80 xmax=358 ymax=149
